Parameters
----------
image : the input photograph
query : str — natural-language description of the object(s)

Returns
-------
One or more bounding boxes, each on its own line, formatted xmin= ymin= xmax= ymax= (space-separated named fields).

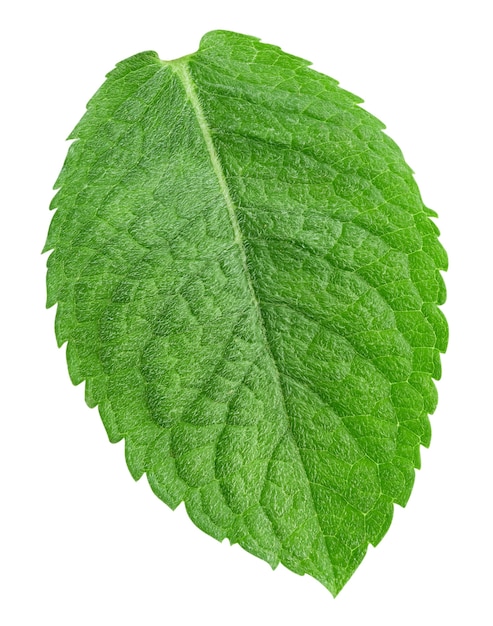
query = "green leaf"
xmin=45 ymin=30 xmax=448 ymax=595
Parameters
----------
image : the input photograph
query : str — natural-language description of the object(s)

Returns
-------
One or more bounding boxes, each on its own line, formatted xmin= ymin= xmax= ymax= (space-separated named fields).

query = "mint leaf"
xmin=44 ymin=30 xmax=448 ymax=595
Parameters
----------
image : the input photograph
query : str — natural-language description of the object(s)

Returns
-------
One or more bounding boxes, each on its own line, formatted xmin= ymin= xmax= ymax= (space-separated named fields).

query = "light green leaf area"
xmin=45 ymin=30 xmax=447 ymax=595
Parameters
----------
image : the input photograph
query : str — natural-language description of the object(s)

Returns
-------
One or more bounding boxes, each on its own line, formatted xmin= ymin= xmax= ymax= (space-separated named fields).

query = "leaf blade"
xmin=46 ymin=30 xmax=447 ymax=595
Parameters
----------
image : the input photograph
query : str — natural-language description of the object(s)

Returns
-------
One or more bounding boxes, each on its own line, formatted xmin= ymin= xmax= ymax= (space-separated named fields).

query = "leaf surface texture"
xmin=45 ymin=30 xmax=448 ymax=595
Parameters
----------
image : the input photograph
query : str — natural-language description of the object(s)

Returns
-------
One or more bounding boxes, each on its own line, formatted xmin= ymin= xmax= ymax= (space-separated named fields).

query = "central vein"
xmin=171 ymin=59 xmax=332 ymax=572
xmin=171 ymin=60 xmax=274 ymax=364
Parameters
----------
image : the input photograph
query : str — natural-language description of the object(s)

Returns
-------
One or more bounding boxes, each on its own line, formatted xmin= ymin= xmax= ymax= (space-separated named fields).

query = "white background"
xmin=1 ymin=1 xmax=492 ymax=624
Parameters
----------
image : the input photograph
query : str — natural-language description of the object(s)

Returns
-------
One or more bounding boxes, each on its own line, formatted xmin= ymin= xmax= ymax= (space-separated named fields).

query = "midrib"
xmin=172 ymin=60 xmax=280 ymax=380
xmin=171 ymin=59 xmax=334 ymax=583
